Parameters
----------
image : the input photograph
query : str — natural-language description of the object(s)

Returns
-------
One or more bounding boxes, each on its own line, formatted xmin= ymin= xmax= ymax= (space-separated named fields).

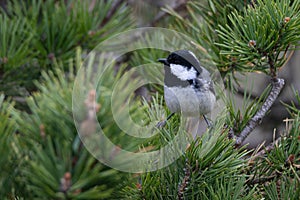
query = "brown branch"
xmin=250 ymin=137 xmax=282 ymax=161
xmin=246 ymin=174 xmax=277 ymax=185
xmin=235 ymin=78 xmax=285 ymax=147
xmin=249 ymin=118 xmax=293 ymax=160
xmin=178 ymin=160 xmax=191 ymax=200
xmin=100 ymin=0 xmax=124 ymax=28
xmin=147 ymin=0 xmax=188 ymax=27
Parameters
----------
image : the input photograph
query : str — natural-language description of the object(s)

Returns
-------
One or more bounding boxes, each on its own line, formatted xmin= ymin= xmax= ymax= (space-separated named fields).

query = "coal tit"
xmin=157 ymin=50 xmax=216 ymax=127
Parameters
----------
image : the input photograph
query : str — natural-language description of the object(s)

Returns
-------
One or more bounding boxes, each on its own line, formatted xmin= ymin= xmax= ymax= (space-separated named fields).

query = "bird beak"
xmin=158 ymin=58 xmax=169 ymax=65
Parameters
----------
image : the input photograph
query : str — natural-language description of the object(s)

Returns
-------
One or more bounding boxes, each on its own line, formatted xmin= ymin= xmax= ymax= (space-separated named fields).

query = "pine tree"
xmin=0 ymin=0 xmax=133 ymax=106
xmin=120 ymin=0 xmax=300 ymax=199
xmin=0 ymin=0 xmax=136 ymax=199
xmin=1 ymin=0 xmax=300 ymax=199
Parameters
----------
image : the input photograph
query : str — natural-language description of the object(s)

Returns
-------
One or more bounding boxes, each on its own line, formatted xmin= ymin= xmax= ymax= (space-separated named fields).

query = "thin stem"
xmin=246 ymin=175 xmax=277 ymax=185
xmin=235 ymin=78 xmax=285 ymax=147
xmin=148 ymin=0 xmax=188 ymax=26
xmin=268 ymin=56 xmax=277 ymax=78
xmin=100 ymin=0 xmax=123 ymax=27
xmin=250 ymin=137 xmax=282 ymax=161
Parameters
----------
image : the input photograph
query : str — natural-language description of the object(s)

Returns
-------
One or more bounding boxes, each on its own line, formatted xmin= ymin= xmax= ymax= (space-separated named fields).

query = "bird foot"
xmin=156 ymin=120 xmax=167 ymax=128
xmin=203 ymin=115 xmax=213 ymax=128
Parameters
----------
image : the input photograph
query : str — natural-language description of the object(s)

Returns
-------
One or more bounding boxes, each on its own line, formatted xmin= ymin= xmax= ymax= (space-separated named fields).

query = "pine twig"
xmin=148 ymin=0 xmax=188 ymax=26
xmin=250 ymin=118 xmax=293 ymax=160
xmin=251 ymin=137 xmax=282 ymax=160
xmin=100 ymin=0 xmax=124 ymax=27
xmin=246 ymin=174 xmax=277 ymax=185
xmin=178 ymin=160 xmax=191 ymax=200
xmin=235 ymin=78 xmax=285 ymax=147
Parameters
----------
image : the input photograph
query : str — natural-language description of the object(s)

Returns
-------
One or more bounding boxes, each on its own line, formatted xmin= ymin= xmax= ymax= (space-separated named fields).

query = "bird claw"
xmin=203 ymin=115 xmax=213 ymax=128
xmin=156 ymin=120 xmax=167 ymax=128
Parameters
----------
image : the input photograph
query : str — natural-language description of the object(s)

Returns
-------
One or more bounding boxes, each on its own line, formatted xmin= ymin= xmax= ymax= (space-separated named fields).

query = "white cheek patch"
xmin=170 ymin=64 xmax=197 ymax=80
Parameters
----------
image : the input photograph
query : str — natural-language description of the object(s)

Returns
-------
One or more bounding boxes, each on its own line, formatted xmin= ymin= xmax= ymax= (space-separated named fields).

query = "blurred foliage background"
xmin=0 ymin=0 xmax=300 ymax=199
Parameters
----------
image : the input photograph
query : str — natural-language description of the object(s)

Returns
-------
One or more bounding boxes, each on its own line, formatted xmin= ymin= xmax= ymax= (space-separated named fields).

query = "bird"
xmin=157 ymin=50 xmax=216 ymax=127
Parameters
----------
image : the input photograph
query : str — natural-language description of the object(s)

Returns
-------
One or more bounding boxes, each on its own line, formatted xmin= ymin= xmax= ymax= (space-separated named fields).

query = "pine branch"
xmin=147 ymin=0 xmax=188 ymax=26
xmin=234 ymin=78 xmax=285 ymax=147
xmin=251 ymin=137 xmax=282 ymax=160
xmin=178 ymin=159 xmax=191 ymax=200
xmin=246 ymin=174 xmax=277 ymax=185
xmin=100 ymin=0 xmax=124 ymax=27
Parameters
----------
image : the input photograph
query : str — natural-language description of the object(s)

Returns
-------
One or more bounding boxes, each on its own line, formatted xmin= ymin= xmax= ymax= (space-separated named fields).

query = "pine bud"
xmin=47 ymin=53 xmax=55 ymax=61
xmin=88 ymin=30 xmax=96 ymax=36
xmin=1 ymin=57 xmax=8 ymax=64
xmin=39 ymin=124 xmax=46 ymax=139
xmin=248 ymin=40 xmax=256 ymax=47
xmin=284 ymin=17 xmax=290 ymax=24
xmin=136 ymin=183 xmax=142 ymax=190
xmin=286 ymin=154 xmax=295 ymax=164
xmin=60 ymin=172 xmax=72 ymax=192
xmin=65 ymin=172 xmax=71 ymax=180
